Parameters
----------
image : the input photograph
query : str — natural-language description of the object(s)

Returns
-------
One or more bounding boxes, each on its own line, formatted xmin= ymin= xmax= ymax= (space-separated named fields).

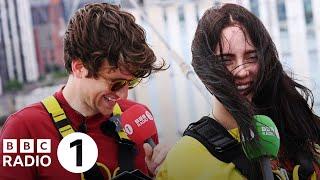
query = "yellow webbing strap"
xmin=293 ymin=165 xmax=317 ymax=180
xmin=113 ymin=103 xmax=122 ymax=116
xmin=43 ymin=96 xmax=131 ymax=180
xmin=310 ymin=171 xmax=317 ymax=180
xmin=42 ymin=96 xmax=75 ymax=137
xmin=112 ymin=103 xmax=130 ymax=140
xmin=292 ymin=165 xmax=300 ymax=180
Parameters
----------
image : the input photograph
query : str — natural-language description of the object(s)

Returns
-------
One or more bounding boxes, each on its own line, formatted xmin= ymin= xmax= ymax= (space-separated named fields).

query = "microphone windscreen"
xmin=120 ymin=104 xmax=157 ymax=144
xmin=242 ymin=115 xmax=280 ymax=160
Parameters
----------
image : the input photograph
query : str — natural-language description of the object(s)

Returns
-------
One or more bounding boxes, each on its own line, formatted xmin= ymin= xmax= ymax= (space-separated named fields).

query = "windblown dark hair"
xmin=191 ymin=3 xmax=320 ymax=179
xmin=64 ymin=3 xmax=165 ymax=78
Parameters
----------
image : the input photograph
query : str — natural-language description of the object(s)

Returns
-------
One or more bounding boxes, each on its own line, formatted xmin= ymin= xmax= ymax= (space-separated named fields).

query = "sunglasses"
xmin=110 ymin=78 xmax=141 ymax=91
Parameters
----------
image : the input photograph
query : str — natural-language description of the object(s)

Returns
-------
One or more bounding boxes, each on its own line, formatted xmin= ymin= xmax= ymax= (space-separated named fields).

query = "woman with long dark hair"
xmin=156 ymin=3 xmax=320 ymax=180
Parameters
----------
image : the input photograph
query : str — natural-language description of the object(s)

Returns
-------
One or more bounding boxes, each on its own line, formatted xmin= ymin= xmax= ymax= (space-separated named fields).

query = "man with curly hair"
xmin=0 ymin=3 xmax=168 ymax=180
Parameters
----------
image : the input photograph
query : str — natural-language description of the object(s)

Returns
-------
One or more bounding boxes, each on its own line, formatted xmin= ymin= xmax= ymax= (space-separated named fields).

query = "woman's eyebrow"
xmin=215 ymin=53 xmax=234 ymax=57
xmin=245 ymin=50 xmax=257 ymax=55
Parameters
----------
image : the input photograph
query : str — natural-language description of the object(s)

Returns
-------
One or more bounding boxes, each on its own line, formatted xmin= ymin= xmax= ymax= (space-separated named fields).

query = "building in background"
xmin=0 ymin=0 xmax=39 ymax=95
xmin=0 ymin=78 xmax=2 ymax=95
xmin=30 ymin=0 xmax=65 ymax=76
xmin=30 ymin=0 xmax=118 ymax=76
xmin=61 ymin=0 xmax=122 ymax=23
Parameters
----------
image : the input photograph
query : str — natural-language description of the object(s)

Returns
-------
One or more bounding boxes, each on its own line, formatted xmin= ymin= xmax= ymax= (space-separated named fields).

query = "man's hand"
xmin=143 ymin=143 xmax=170 ymax=176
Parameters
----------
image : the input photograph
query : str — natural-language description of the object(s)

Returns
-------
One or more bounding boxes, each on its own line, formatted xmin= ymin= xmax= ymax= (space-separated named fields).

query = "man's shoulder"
xmin=10 ymin=102 xmax=48 ymax=120
xmin=1 ymin=101 xmax=54 ymax=138
xmin=3 ymin=102 xmax=50 ymax=131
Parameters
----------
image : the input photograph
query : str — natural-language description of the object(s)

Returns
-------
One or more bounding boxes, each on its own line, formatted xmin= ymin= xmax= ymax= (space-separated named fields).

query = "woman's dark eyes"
xmin=247 ymin=56 xmax=258 ymax=62
xmin=222 ymin=59 xmax=233 ymax=65
xmin=219 ymin=55 xmax=257 ymax=65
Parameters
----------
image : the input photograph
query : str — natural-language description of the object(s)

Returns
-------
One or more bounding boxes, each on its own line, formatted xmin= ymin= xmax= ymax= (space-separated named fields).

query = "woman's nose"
xmin=232 ymin=64 xmax=249 ymax=78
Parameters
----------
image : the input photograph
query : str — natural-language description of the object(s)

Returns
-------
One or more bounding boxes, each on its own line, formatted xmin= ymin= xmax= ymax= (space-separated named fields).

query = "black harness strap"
xmin=183 ymin=116 xmax=251 ymax=177
xmin=118 ymin=139 xmax=137 ymax=173
xmin=100 ymin=118 xmax=137 ymax=174
xmin=184 ymin=116 xmax=318 ymax=180
xmin=83 ymin=164 xmax=105 ymax=180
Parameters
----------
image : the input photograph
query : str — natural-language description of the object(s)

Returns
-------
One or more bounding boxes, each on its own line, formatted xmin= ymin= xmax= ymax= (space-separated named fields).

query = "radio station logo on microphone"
xmin=145 ymin=111 xmax=153 ymax=121
xmin=124 ymin=124 xmax=133 ymax=135
xmin=261 ymin=126 xmax=280 ymax=138
xmin=134 ymin=111 xmax=154 ymax=127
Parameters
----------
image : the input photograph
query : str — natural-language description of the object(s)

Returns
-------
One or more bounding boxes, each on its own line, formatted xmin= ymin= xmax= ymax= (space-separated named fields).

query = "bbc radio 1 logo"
xmin=2 ymin=139 xmax=51 ymax=167
xmin=2 ymin=133 xmax=98 ymax=173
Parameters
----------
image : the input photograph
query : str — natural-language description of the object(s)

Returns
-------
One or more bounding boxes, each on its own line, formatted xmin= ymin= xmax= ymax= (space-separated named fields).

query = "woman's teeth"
xmin=237 ymin=84 xmax=250 ymax=90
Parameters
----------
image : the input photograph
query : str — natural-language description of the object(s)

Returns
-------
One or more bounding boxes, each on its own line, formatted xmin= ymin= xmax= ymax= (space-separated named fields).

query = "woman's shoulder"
xmin=169 ymin=135 xmax=211 ymax=155
xmin=166 ymin=135 xmax=237 ymax=166
xmin=156 ymin=136 xmax=244 ymax=180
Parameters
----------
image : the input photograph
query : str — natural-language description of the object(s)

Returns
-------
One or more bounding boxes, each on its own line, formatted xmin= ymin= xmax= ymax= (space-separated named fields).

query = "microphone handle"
xmin=145 ymin=138 xmax=156 ymax=148
xmin=260 ymin=157 xmax=274 ymax=180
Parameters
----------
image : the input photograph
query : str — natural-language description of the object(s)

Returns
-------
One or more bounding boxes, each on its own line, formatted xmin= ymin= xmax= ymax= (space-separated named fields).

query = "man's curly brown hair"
xmin=63 ymin=3 xmax=165 ymax=78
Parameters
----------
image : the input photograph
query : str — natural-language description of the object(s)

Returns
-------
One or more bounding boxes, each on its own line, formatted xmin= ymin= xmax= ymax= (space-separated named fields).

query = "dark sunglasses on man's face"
xmin=110 ymin=78 xmax=141 ymax=91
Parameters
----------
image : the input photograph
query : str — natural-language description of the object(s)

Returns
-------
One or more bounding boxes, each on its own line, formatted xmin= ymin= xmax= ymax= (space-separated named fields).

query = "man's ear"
xmin=71 ymin=59 xmax=88 ymax=78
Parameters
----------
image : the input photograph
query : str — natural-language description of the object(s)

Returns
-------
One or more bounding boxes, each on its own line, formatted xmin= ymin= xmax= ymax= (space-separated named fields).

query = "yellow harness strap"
xmin=293 ymin=165 xmax=300 ymax=180
xmin=42 ymin=96 xmax=75 ymax=137
xmin=113 ymin=103 xmax=122 ymax=116
xmin=112 ymin=103 xmax=130 ymax=140
xmin=293 ymin=165 xmax=317 ymax=180
xmin=42 ymin=96 xmax=128 ymax=140
xmin=42 ymin=95 xmax=130 ymax=180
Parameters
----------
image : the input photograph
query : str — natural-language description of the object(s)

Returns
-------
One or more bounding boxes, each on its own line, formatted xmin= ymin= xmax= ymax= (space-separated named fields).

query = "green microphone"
xmin=242 ymin=115 xmax=280 ymax=180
